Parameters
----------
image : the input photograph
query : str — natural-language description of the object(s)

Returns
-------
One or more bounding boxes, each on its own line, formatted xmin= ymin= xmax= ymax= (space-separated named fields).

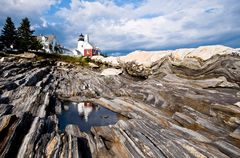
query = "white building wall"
xmin=84 ymin=34 xmax=89 ymax=43
xmin=77 ymin=41 xmax=85 ymax=55
xmin=76 ymin=35 xmax=94 ymax=56
xmin=39 ymin=35 xmax=57 ymax=53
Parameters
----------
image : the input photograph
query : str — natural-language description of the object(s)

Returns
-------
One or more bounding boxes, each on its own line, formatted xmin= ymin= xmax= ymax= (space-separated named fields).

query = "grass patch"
xmin=0 ymin=51 xmax=10 ymax=57
xmin=1 ymin=50 xmax=91 ymax=66
xmin=0 ymin=51 xmax=5 ymax=57
xmin=34 ymin=51 xmax=90 ymax=66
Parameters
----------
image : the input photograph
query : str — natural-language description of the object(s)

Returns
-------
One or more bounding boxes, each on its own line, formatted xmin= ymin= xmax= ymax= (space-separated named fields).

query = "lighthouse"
xmin=74 ymin=34 xmax=99 ymax=57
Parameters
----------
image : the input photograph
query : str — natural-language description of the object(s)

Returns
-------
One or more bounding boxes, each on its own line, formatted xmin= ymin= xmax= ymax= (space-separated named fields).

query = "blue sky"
xmin=0 ymin=0 xmax=240 ymax=53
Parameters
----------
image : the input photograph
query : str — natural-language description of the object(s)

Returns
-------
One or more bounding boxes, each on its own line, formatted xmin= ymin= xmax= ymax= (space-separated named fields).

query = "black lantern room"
xmin=78 ymin=34 xmax=84 ymax=41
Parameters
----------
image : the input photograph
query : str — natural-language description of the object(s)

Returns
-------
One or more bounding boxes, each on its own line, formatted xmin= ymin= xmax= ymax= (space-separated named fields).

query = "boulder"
xmin=45 ymin=135 xmax=61 ymax=158
xmin=101 ymin=68 xmax=122 ymax=76
xmin=65 ymin=124 xmax=84 ymax=137
xmin=0 ymin=57 xmax=5 ymax=62
xmin=172 ymin=112 xmax=195 ymax=127
xmin=214 ymin=140 xmax=240 ymax=157
xmin=15 ymin=53 xmax=36 ymax=59
xmin=92 ymin=45 xmax=239 ymax=68
xmin=88 ymin=62 xmax=99 ymax=68
xmin=234 ymin=102 xmax=240 ymax=108
xmin=229 ymin=126 xmax=240 ymax=140
xmin=0 ymin=115 xmax=14 ymax=132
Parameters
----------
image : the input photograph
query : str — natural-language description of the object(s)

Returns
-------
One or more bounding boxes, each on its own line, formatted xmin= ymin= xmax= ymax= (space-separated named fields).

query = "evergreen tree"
xmin=16 ymin=17 xmax=34 ymax=51
xmin=30 ymin=36 xmax=43 ymax=51
xmin=0 ymin=36 xmax=4 ymax=50
xmin=1 ymin=17 xmax=17 ymax=48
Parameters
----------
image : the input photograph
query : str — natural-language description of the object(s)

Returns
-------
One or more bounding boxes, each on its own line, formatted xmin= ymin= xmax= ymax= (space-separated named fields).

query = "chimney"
xmin=84 ymin=34 xmax=89 ymax=42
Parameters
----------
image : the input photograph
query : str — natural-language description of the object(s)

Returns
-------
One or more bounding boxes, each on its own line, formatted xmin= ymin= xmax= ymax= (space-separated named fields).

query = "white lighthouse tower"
xmin=74 ymin=34 xmax=99 ymax=56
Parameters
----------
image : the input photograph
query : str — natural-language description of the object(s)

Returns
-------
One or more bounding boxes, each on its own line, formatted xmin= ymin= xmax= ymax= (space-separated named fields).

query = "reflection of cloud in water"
xmin=59 ymin=101 xmax=128 ymax=133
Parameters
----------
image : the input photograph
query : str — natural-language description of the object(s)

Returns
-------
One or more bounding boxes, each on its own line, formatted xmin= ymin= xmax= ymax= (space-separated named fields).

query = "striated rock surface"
xmin=0 ymin=45 xmax=240 ymax=158
xmin=92 ymin=45 xmax=240 ymax=78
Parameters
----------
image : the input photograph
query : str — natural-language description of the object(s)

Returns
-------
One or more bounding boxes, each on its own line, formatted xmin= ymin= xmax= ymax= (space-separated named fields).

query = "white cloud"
xmin=0 ymin=0 xmax=59 ymax=16
xmin=55 ymin=0 xmax=240 ymax=50
xmin=0 ymin=0 xmax=61 ymax=39
xmin=1 ymin=0 xmax=239 ymax=51
xmin=40 ymin=17 xmax=48 ymax=28
xmin=0 ymin=0 xmax=60 ymax=26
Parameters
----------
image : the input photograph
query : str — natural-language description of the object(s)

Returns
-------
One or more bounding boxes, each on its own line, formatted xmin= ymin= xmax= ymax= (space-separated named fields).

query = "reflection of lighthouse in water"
xmin=77 ymin=102 xmax=98 ymax=121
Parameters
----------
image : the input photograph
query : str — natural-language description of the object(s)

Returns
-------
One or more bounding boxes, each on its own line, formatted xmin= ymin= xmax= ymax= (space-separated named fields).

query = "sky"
xmin=0 ymin=0 xmax=240 ymax=54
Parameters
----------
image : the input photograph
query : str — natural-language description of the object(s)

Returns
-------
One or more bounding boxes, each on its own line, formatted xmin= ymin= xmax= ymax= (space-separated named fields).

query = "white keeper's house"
xmin=37 ymin=34 xmax=56 ymax=53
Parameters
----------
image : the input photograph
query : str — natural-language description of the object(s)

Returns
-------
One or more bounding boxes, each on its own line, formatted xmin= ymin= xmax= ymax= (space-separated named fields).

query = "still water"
xmin=58 ymin=101 xmax=124 ymax=133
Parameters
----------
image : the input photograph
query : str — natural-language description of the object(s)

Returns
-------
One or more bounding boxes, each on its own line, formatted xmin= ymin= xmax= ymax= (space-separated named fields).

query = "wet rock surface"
xmin=0 ymin=50 xmax=240 ymax=158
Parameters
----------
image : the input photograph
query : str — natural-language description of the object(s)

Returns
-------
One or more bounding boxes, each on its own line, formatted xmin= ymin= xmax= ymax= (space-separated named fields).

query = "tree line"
xmin=0 ymin=17 xmax=42 ymax=52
